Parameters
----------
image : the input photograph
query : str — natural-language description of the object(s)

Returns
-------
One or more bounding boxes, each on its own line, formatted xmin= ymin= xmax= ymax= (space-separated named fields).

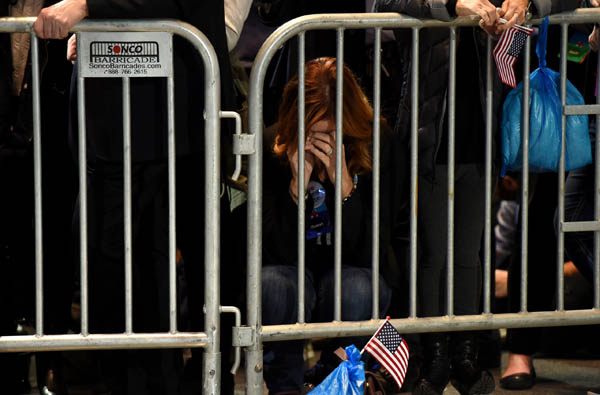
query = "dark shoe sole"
xmin=499 ymin=372 xmax=535 ymax=390
xmin=413 ymin=378 xmax=445 ymax=395
xmin=451 ymin=370 xmax=495 ymax=395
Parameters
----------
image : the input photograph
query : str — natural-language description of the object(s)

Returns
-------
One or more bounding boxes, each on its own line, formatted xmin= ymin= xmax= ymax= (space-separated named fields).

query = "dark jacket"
xmin=262 ymin=124 xmax=408 ymax=282
xmin=76 ymin=0 xmax=235 ymax=163
xmin=374 ymin=0 xmax=579 ymax=180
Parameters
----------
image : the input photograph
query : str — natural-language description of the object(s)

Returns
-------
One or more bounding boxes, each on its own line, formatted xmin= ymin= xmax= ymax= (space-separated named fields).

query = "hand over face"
xmin=287 ymin=143 xmax=316 ymax=199
xmin=34 ymin=0 xmax=88 ymax=39
xmin=305 ymin=120 xmax=353 ymax=198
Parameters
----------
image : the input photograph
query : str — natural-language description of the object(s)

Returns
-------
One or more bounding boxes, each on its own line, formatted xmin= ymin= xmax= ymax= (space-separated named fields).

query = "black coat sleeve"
xmin=375 ymin=0 xmax=457 ymax=21
xmin=86 ymin=0 xmax=186 ymax=19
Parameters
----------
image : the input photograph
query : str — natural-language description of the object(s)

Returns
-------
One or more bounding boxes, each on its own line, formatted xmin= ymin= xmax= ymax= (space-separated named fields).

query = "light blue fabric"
xmin=308 ymin=345 xmax=365 ymax=395
xmin=501 ymin=17 xmax=591 ymax=176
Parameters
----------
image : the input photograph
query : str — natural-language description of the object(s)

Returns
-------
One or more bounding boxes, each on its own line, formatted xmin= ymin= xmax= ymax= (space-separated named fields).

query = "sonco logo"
xmin=90 ymin=41 xmax=159 ymax=62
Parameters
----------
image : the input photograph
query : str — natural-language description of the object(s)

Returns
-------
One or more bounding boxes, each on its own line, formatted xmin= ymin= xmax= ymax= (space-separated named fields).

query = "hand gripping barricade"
xmin=0 ymin=18 xmax=243 ymax=395
xmin=240 ymin=9 xmax=600 ymax=394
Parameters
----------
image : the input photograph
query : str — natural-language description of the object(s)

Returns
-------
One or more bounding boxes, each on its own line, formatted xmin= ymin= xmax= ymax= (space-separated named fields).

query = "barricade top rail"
xmin=249 ymin=8 xmax=600 ymax=92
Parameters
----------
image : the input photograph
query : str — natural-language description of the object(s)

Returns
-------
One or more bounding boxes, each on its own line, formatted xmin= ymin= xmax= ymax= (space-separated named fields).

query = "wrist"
xmin=342 ymin=174 xmax=358 ymax=204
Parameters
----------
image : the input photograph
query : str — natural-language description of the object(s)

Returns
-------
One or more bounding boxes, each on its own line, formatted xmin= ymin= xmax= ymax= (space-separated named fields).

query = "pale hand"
xmin=495 ymin=0 xmax=528 ymax=34
xmin=287 ymin=146 xmax=316 ymax=204
xmin=306 ymin=131 xmax=354 ymax=199
xmin=34 ymin=0 xmax=88 ymax=39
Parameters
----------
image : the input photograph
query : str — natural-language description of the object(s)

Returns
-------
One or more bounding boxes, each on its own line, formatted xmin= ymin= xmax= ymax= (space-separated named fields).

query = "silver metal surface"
xmin=410 ymin=27 xmax=419 ymax=319
xmin=31 ymin=34 xmax=43 ymax=336
xmin=76 ymin=41 xmax=89 ymax=336
xmin=260 ymin=310 xmax=600 ymax=341
xmin=447 ymin=27 xmax=456 ymax=317
xmin=297 ymin=32 xmax=306 ymax=325
xmin=221 ymin=111 xmax=244 ymax=180
xmin=483 ymin=36 xmax=493 ymax=314
xmin=0 ymin=333 xmax=208 ymax=353
xmin=0 ymin=26 xmax=219 ymax=392
xmin=232 ymin=134 xmax=256 ymax=155
xmin=564 ymin=104 xmax=600 ymax=115
xmin=562 ymin=221 xmax=600 ymax=232
xmin=558 ymin=24 xmax=568 ymax=312
xmin=221 ymin=306 xmax=242 ymax=375
xmin=371 ymin=27 xmax=382 ymax=319
xmin=334 ymin=28 xmax=345 ymax=322
xmin=123 ymin=77 xmax=133 ymax=335
xmin=167 ymin=75 xmax=177 ymax=334
xmin=596 ymin=52 xmax=600 ymax=309
xmin=520 ymin=34 xmax=531 ymax=313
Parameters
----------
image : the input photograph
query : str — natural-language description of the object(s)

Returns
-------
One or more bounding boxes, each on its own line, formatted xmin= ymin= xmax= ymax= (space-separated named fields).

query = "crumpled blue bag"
xmin=501 ymin=17 xmax=591 ymax=176
xmin=308 ymin=345 xmax=365 ymax=395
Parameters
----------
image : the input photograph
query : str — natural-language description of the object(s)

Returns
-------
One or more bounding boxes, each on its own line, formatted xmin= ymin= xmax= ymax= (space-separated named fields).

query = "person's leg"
xmin=262 ymin=265 xmax=316 ymax=394
xmin=564 ymin=164 xmax=595 ymax=282
xmin=448 ymin=164 xmax=494 ymax=395
xmin=415 ymin=167 xmax=451 ymax=395
xmin=502 ymin=173 xmax=558 ymax=389
xmin=314 ymin=266 xmax=391 ymax=323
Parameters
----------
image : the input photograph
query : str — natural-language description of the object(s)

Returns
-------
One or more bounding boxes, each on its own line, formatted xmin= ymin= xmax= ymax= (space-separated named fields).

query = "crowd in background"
xmin=1 ymin=0 xmax=600 ymax=394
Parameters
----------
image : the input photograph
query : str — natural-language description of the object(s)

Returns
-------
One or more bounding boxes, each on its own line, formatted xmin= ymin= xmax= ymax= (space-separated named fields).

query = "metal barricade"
xmin=243 ymin=9 xmax=600 ymax=394
xmin=0 ymin=17 xmax=238 ymax=394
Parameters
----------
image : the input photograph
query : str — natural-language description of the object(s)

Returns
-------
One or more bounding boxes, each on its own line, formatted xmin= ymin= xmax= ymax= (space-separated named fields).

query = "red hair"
xmin=273 ymin=57 xmax=378 ymax=175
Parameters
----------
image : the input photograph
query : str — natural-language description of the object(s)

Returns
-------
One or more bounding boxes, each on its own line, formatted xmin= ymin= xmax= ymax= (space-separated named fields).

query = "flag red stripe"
xmin=365 ymin=341 xmax=405 ymax=380
xmin=365 ymin=340 xmax=405 ymax=378
xmin=365 ymin=344 xmax=405 ymax=388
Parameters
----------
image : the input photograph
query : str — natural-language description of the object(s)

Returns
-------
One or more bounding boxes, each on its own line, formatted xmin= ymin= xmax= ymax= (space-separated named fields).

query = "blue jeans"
xmin=563 ymin=164 xmax=595 ymax=282
xmin=261 ymin=265 xmax=391 ymax=393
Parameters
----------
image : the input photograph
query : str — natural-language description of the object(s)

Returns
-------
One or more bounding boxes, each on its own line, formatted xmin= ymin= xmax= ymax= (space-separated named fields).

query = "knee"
xmin=340 ymin=268 xmax=391 ymax=321
xmin=261 ymin=266 xmax=300 ymax=325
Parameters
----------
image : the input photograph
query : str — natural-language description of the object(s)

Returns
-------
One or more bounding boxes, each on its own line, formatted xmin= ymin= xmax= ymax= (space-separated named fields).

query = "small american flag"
xmin=493 ymin=23 xmax=534 ymax=88
xmin=363 ymin=319 xmax=410 ymax=390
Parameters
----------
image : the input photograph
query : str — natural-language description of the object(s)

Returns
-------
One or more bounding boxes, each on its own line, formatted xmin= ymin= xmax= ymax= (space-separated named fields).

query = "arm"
xmin=376 ymin=0 xmax=499 ymax=26
xmin=224 ymin=0 xmax=252 ymax=51
xmin=375 ymin=0 xmax=439 ymax=20
xmin=34 ymin=0 xmax=187 ymax=39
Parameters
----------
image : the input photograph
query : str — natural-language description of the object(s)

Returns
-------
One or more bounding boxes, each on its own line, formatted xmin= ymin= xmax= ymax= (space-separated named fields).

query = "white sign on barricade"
xmin=78 ymin=32 xmax=172 ymax=78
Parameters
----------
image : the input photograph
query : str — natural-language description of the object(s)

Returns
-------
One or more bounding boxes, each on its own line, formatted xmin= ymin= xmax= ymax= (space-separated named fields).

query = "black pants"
xmin=505 ymin=173 xmax=557 ymax=355
xmin=78 ymin=155 xmax=241 ymax=394
xmin=417 ymin=164 xmax=486 ymax=317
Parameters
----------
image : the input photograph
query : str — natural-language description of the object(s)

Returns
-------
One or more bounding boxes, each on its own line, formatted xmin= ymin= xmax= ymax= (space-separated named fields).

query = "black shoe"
xmin=413 ymin=377 xmax=445 ymax=395
xmin=413 ymin=333 xmax=450 ymax=395
xmin=450 ymin=336 xmax=495 ymax=395
xmin=499 ymin=366 xmax=536 ymax=390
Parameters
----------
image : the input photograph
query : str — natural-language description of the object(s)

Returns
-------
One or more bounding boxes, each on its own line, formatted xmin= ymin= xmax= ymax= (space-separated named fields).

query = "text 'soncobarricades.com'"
xmin=79 ymin=32 xmax=173 ymax=78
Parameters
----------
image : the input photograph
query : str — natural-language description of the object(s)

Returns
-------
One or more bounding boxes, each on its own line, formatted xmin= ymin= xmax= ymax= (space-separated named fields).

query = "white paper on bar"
xmin=78 ymin=32 xmax=172 ymax=78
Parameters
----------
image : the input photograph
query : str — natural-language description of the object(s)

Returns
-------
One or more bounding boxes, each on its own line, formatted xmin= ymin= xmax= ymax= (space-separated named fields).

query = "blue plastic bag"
xmin=308 ymin=345 xmax=365 ymax=395
xmin=501 ymin=17 xmax=591 ymax=176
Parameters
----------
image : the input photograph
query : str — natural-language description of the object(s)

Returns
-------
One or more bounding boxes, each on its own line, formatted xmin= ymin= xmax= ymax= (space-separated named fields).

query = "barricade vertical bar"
xmin=203 ymin=39 xmax=222 ymax=395
xmin=371 ymin=27 xmax=382 ymax=319
xmin=122 ymin=77 xmax=133 ymax=334
xmin=77 ymin=33 xmax=89 ymax=335
xmin=446 ymin=27 xmax=456 ymax=317
xmin=297 ymin=32 xmax=307 ymax=324
xmin=557 ymin=23 xmax=568 ymax=311
xmin=31 ymin=33 xmax=43 ymax=335
xmin=595 ymin=51 xmax=600 ymax=309
xmin=167 ymin=75 xmax=177 ymax=333
xmin=409 ymin=27 xmax=419 ymax=318
xmin=334 ymin=28 xmax=345 ymax=322
xmin=520 ymin=34 xmax=531 ymax=313
xmin=247 ymin=29 xmax=264 ymax=395
xmin=483 ymin=36 xmax=493 ymax=314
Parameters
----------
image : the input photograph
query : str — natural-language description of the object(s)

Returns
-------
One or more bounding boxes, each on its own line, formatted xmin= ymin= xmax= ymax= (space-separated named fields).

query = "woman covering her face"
xmin=260 ymin=57 xmax=408 ymax=394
